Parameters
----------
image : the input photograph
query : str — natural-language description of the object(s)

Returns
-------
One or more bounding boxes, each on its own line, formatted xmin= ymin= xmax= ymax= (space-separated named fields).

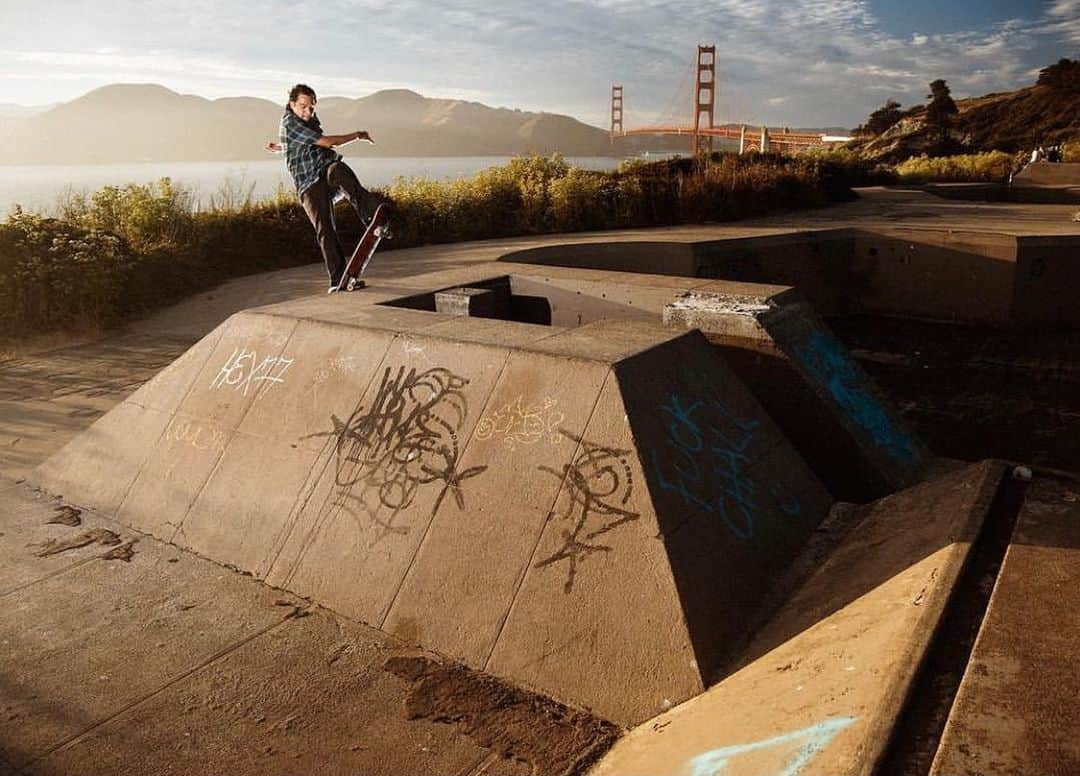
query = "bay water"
xmin=0 ymin=156 xmax=625 ymax=216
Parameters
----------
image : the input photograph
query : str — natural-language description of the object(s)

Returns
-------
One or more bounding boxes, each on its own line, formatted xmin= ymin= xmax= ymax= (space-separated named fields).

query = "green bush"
xmin=894 ymin=151 xmax=1014 ymax=183
xmin=0 ymin=210 xmax=136 ymax=335
xmin=59 ymin=177 xmax=196 ymax=252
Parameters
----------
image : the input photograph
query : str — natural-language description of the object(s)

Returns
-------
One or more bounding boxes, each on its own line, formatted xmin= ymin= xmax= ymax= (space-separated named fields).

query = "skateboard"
xmin=336 ymin=203 xmax=391 ymax=292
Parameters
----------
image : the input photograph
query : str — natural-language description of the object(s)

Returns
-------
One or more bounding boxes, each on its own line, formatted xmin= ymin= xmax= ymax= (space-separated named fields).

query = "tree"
xmin=857 ymin=99 xmax=904 ymax=136
xmin=925 ymin=79 xmax=958 ymax=127
xmin=1037 ymin=59 xmax=1080 ymax=93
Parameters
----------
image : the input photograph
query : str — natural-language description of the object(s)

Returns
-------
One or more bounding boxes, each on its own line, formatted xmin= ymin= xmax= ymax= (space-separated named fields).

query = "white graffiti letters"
xmin=211 ymin=347 xmax=294 ymax=397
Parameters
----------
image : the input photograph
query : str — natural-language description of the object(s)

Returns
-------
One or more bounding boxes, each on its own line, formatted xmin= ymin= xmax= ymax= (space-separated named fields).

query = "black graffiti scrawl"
xmin=535 ymin=429 xmax=640 ymax=594
xmin=310 ymin=366 xmax=486 ymax=537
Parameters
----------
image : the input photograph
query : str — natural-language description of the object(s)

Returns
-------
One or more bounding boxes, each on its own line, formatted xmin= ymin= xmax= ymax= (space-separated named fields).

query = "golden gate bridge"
xmin=609 ymin=45 xmax=851 ymax=155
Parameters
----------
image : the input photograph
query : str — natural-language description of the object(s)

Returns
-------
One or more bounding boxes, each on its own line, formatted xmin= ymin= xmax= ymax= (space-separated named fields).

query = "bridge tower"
xmin=610 ymin=85 xmax=624 ymax=143
xmin=692 ymin=45 xmax=716 ymax=155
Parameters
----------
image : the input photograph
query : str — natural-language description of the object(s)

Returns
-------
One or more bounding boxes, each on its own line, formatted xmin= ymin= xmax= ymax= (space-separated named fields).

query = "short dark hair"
xmin=289 ymin=84 xmax=317 ymax=104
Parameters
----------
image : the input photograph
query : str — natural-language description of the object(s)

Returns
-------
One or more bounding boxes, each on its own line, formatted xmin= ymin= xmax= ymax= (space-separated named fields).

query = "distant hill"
xmin=852 ymin=61 xmax=1080 ymax=162
xmin=0 ymin=84 xmax=615 ymax=165
xmin=0 ymin=103 xmax=54 ymax=118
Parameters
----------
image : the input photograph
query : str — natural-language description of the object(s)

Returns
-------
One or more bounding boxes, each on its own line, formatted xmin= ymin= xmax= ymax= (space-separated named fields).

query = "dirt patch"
xmin=32 ymin=527 xmax=121 ymax=557
xmin=384 ymin=652 xmax=621 ymax=776
xmin=101 ymin=540 xmax=137 ymax=562
xmin=45 ymin=504 xmax=82 ymax=526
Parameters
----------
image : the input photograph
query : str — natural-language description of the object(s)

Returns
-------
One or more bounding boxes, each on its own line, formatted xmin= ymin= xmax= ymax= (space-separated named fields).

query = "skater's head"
xmin=287 ymin=84 xmax=317 ymax=122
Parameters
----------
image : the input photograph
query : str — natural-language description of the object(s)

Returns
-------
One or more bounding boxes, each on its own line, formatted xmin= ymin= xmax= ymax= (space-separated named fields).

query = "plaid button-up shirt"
xmin=280 ymin=110 xmax=341 ymax=196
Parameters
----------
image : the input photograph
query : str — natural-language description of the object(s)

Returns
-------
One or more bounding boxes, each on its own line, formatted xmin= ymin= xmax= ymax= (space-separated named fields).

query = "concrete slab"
xmin=420 ymin=316 xmax=568 ymax=348
xmin=850 ymin=229 xmax=1018 ymax=323
xmin=590 ymin=460 xmax=1005 ymax=776
xmin=929 ymin=473 xmax=1080 ymax=776
xmin=0 ymin=509 xmax=295 ymax=770
xmin=265 ymin=334 xmax=511 ymax=627
xmin=486 ymin=331 xmax=832 ymax=726
xmin=616 ymin=330 xmax=835 ymax=676
xmin=175 ymin=434 xmax=326 ymax=577
xmin=663 ymin=288 xmax=932 ymax=500
xmin=25 ymin=609 xmax=531 ymax=776
xmin=523 ymin=318 xmax=682 ymax=363
xmin=383 ymin=351 xmax=611 ymax=665
xmin=174 ymin=312 xmax=298 ymax=431
xmin=236 ymin=318 xmax=396 ymax=452
xmin=507 ymin=275 xmax=674 ymax=326
xmin=123 ymin=325 xmax=225 ymax=414
xmin=113 ymin=409 xmax=233 ymax=540
xmin=761 ymin=298 xmax=932 ymax=495
xmin=0 ymin=482 xmax=121 ymax=597
xmin=1011 ymin=235 xmax=1080 ymax=326
xmin=1013 ymin=161 xmax=1080 ymax=187
xmin=34 ymin=401 xmax=173 ymax=518
xmin=486 ymin=370 xmax=705 ymax=726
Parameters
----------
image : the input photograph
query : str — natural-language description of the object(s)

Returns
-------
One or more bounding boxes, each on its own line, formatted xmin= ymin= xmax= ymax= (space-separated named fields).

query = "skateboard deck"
xmin=337 ymin=203 xmax=391 ymax=292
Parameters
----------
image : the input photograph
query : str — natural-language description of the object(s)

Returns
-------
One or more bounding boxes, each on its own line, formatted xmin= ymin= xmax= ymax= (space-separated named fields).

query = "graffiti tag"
xmin=164 ymin=417 xmax=226 ymax=453
xmin=308 ymin=366 xmax=486 ymax=536
xmin=791 ymin=330 xmax=919 ymax=465
xmin=535 ymin=429 xmax=639 ymax=593
xmin=649 ymin=393 xmax=800 ymax=542
xmin=686 ymin=716 xmax=857 ymax=776
xmin=475 ymin=395 xmax=565 ymax=449
xmin=210 ymin=347 xmax=294 ymax=397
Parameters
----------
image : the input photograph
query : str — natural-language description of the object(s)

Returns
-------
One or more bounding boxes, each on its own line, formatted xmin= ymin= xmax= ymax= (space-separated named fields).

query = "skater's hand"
xmin=355 ymin=130 xmax=373 ymax=144
xmin=265 ymin=140 xmax=282 ymax=153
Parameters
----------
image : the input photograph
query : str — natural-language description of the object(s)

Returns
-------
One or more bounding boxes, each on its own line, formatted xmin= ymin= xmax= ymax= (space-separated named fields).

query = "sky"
xmin=1 ymin=0 xmax=1076 ymax=129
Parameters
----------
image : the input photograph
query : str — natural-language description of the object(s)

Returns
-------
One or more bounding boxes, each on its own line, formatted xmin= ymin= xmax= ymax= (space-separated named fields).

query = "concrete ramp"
xmin=35 ymin=307 xmax=832 ymax=725
xmin=590 ymin=460 xmax=1005 ymax=776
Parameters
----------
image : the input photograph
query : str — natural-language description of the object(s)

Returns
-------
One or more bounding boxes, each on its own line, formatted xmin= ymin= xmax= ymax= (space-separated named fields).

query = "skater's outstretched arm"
xmin=315 ymin=130 xmax=372 ymax=148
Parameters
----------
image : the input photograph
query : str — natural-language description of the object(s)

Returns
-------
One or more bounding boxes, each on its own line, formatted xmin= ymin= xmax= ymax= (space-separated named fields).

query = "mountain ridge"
xmin=0 ymin=84 xmax=616 ymax=165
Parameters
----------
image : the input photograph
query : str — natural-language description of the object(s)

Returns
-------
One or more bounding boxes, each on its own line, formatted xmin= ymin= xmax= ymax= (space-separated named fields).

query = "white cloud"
xmin=0 ymin=0 xmax=1075 ymax=128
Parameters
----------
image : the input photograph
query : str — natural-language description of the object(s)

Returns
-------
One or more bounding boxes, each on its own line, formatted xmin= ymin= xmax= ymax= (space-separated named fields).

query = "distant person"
xmin=265 ymin=83 xmax=393 ymax=293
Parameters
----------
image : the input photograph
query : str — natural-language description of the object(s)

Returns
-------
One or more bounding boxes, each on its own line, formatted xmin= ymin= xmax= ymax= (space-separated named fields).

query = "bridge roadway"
xmin=0 ymin=187 xmax=1077 ymax=775
xmin=615 ymin=125 xmax=841 ymax=151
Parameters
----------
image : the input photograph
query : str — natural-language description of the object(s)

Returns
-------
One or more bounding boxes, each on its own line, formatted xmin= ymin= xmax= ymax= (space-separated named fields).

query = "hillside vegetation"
xmin=851 ymin=59 xmax=1080 ymax=163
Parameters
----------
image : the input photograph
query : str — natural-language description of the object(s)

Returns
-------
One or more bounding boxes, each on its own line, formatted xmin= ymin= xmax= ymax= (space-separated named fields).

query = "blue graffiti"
xmin=686 ymin=716 xmax=857 ymax=776
xmin=792 ymin=330 xmax=919 ymax=466
xmin=650 ymin=393 xmax=800 ymax=541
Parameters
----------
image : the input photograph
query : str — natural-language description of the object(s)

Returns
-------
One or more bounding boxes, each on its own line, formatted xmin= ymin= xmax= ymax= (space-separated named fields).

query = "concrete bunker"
xmin=498 ymin=229 xmax=1080 ymax=326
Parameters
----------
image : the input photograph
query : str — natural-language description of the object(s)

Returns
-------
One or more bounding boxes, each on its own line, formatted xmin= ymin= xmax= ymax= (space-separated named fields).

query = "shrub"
xmin=0 ymin=210 xmax=136 ymax=335
xmin=59 ymin=177 xmax=196 ymax=252
xmin=1063 ymin=136 xmax=1080 ymax=163
xmin=894 ymin=151 xmax=1014 ymax=183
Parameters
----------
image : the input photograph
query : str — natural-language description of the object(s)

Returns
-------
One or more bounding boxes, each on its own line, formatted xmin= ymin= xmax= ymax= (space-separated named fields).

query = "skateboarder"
xmin=265 ymin=83 xmax=393 ymax=292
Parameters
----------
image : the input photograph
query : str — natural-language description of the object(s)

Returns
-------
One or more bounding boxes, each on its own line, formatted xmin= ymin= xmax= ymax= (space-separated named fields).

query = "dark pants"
xmin=300 ymin=161 xmax=384 ymax=285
